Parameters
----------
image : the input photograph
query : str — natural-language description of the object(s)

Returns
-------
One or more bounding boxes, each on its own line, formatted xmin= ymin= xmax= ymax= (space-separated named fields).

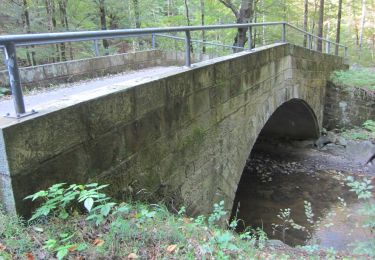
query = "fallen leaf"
xmin=32 ymin=226 xmax=44 ymax=232
xmin=127 ymin=253 xmax=138 ymax=259
xmin=25 ymin=252 xmax=35 ymax=260
xmin=166 ymin=244 xmax=177 ymax=254
xmin=68 ymin=245 xmax=78 ymax=252
xmin=183 ymin=217 xmax=191 ymax=224
xmin=0 ymin=242 xmax=6 ymax=251
xmin=92 ymin=238 xmax=104 ymax=247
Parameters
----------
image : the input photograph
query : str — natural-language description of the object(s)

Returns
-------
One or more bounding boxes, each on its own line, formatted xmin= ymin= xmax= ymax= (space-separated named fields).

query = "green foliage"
xmin=24 ymin=183 xmax=114 ymax=224
xmin=0 ymin=87 xmax=10 ymax=96
xmin=304 ymin=200 xmax=314 ymax=225
xmin=346 ymin=176 xmax=375 ymax=256
xmin=342 ymin=131 xmax=370 ymax=140
xmin=3 ymin=181 xmax=373 ymax=258
xmin=272 ymin=208 xmax=306 ymax=243
xmin=330 ymin=69 xmax=375 ymax=92
xmin=207 ymin=200 xmax=226 ymax=227
xmin=0 ymin=207 xmax=33 ymax=255
xmin=15 ymin=183 xmax=268 ymax=258
xmin=363 ymin=120 xmax=375 ymax=133
xmin=44 ymin=233 xmax=87 ymax=260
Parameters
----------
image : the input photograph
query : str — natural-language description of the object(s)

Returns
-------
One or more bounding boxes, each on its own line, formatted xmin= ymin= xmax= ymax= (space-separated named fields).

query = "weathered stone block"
xmin=2 ymin=106 xmax=88 ymax=177
xmin=90 ymin=56 xmax=111 ymax=72
xmin=110 ymin=54 xmax=126 ymax=67
xmin=193 ymin=66 xmax=214 ymax=90
xmin=43 ymin=62 xmax=68 ymax=79
xmin=165 ymin=73 xmax=194 ymax=98
xmin=67 ymin=59 xmax=91 ymax=75
xmin=20 ymin=66 xmax=44 ymax=84
xmin=135 ymin=80 xmax=166 ymax=118
xmin=83 ymin=88 xmax=135 ymax=138
xmin=189 ymin=88 xmax=210 ymax=117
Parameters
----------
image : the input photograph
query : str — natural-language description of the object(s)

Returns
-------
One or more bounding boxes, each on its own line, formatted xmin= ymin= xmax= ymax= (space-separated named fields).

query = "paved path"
xmin=0 ymin=66 xmax=182 ymax=115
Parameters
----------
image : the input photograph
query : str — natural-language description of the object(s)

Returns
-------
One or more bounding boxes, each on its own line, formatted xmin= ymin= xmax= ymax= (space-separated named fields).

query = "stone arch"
xmin=229 ymin=98 xmax=320 ymax=216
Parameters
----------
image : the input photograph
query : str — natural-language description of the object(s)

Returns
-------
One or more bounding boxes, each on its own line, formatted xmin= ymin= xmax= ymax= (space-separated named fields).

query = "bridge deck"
xmin=0 ymin=66 xmax=182 ymax=116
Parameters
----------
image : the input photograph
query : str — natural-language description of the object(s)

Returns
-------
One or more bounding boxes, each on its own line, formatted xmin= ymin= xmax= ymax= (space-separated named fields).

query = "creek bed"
xmin=231 ymin=140 xmax=375 ymax=251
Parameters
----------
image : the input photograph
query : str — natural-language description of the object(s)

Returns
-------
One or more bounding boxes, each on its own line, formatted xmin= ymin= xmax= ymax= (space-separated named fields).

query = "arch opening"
xmin=230 ymin=99 xmax=323 ymax=246
xmin=258 ymin=98 xmax=320 ymax=141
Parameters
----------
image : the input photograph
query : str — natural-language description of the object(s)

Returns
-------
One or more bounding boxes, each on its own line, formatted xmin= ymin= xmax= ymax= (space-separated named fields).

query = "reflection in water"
xmin=231 ymin=151 xmax=374 ymax=250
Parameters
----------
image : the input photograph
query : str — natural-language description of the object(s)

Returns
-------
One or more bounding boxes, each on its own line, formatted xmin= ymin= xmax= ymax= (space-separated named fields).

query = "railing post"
xmin=282 ymin=23 xmax=286 ymax=43
xmin=248 ymin=26 xmax=252 ymax=51
xmin=307 ymin=35 xmax=311 ymax=49
xmin=152 ymin=33 xmax=156 ymax=49
xmin=93 ymin=40 xmax=100 ymax=56
xmin=185 ymin=30 xmax=191 ymax=67
xmin=326 ymin=42 xmax=331 ymax=54
xmin=4 ymin=42 xmax=26 ymax=115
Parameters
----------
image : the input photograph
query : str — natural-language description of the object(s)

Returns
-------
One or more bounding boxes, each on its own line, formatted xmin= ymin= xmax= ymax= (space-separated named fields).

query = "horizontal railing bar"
xmin=0 ymin=22 xmax=284 ymax=46
xmin=286 ymin=24 xmax=345 ymax=48
xmin=155 ymin=33 xmax=246 ymax=50
xmin=0 ymin=34 xmax=154 ymax=47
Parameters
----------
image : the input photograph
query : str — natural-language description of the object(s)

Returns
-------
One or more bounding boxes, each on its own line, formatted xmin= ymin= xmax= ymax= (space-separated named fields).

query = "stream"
xmin=231 ymin=139 xmax=375 ymax=252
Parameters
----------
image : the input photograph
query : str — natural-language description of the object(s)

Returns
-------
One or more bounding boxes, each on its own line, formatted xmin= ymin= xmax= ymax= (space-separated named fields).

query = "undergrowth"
xmin=330 ymin=68 xmax=375 ymax=92
xmin=0 ymin=182 xmax=373 ymax=259
xmin=0 ymin=183 xmax=269 ymax=259
xmin=341 ymin=120 xmax=375 ymax=141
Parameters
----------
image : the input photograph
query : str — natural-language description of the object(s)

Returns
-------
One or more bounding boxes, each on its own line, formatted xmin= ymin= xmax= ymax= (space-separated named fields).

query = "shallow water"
xmin=232 ymin=152 xmax=374 ymax=251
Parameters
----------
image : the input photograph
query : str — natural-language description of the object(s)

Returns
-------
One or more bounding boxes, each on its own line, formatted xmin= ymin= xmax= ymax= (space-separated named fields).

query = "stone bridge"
xmin=0 ymin=43 xmax=347 ymax=216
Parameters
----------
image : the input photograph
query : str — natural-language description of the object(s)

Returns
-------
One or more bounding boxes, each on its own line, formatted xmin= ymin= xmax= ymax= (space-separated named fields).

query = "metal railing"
xmin=0 ymin=22 xmax=347 ymax=117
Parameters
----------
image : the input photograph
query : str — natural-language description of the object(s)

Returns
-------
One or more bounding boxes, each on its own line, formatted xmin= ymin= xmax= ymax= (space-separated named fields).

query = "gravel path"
xmin=0 ymin=66 xmax=181 ymax=115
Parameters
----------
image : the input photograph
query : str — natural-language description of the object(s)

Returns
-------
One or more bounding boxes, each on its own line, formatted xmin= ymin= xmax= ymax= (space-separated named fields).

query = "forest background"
xmin=0 ymin=0 xmax=373 ymax=68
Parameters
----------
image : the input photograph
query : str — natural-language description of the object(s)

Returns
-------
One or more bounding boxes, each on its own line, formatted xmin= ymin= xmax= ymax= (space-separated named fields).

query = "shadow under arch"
xmin=258 ymin=98 xmax=320 ymax=141
xmin=230 ymin=98 xmax=320 ymax=233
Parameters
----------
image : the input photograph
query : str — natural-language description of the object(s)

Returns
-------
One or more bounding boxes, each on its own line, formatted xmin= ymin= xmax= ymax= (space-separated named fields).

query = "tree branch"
xmin=217 ymin=0 xmax=238 ymax=17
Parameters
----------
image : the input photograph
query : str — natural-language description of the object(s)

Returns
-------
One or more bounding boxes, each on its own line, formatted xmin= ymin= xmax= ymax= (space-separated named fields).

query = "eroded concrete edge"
xmin=0 ymin=128 xmax=16 ymax=214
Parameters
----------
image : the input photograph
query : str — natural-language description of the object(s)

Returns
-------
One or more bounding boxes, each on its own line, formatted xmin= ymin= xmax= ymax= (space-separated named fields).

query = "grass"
xmin=340 ymin=120 xmax=375 ymax=141
xmin=330 ymin=68 xmax=375 ymax=92
xmin=0 ymin=201 xmax=265 ymax=260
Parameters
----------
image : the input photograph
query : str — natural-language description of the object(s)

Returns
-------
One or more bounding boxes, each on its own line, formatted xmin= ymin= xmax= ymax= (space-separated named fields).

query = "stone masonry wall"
xmin=0 ymin=44 xmax=347 ymax=217
xmin=0 ymin=50 xmax=175 ymax=90
xmin=323 ymin=82 xmax=375 ymax=129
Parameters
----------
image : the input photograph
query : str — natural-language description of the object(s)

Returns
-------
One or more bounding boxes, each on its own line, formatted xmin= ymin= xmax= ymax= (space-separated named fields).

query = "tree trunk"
xmin=218 ymin=0 xmax=254 ymax=52
xmin=184 ymin=0 xmax=191 ymax=26
xmin=303 ymin=0 xmax=308 ymax=47
xmin=325 ymin=1 xmax=331 ymax=53
xmin=99 ymin=0 xmax=109 ymax=55
xmin=317 ymin=0 xmax=324 ymax=52
xmin=334 ymin=0 xmax=342 ymax=55
xmin=132 ymin=0 xmax=142 ymax=48
xmin=311 ymin=0 xmax=319 ymax=49
xmin=58 ymin=0 xmax=67 ymax=61
xmin=133 ymin=0 xmax=141 ymax=28
xmin=45 ymin=0 xmax=55 ymax=62
xmin=252 ymin=0 xmax=257 ymax=48
xmin=58 ymin=0 xmax=73 ymax=60
xmin=261 ymin=0 xmax=265 ymax=45
xmin=200 ymin=0 xmax=206 ymax=54
xmin=234 ymin=0 xmax=253 ymax=51
xmin=22 ymin=0 xmax=36 ymax=66
xmin=183 ymin=0 xmax=193 ymax=52
xmin=359 ymin=0 xmax=366 ymax=49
